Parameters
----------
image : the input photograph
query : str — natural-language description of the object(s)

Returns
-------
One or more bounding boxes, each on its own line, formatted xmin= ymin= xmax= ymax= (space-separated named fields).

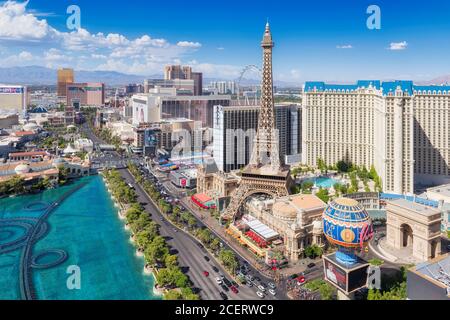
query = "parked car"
xmin=246 ymin=282 xmax=253 ymax=288
xmin=230 ymin=286 xmax=239 ymax=294
xmin=203 ymin=256 xmax=210 ymax=262
xmin=257 ymin=285 xmax=266 ymax=292
xmin=231 ymin=281 xmax=239 ymax=288
xmin=203 ymin=271 xmax=209 ymax=277
xmin=256 ymin=291 xmax=265 ymax=299
xmin=212 ymin=266 xmax=219 ymax=273
xmin=268 ymin=282 xmax=276 ymax=289
xmin=215 ymin=277 xmax=223 ymax=285
xmin=307 ymin=263 xmax=316 ymax=268
xmin=268 ymin=289 xmax=276 ymax=296
xmin=221 ymin=284 xmax=229 ymax=292
xmin=220 ymin=292 xmax=228 ymax=300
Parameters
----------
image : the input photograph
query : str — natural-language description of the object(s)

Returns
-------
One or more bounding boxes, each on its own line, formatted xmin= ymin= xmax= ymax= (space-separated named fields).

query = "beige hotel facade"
xmin=302 ymin=81 xmax=450 ymax=194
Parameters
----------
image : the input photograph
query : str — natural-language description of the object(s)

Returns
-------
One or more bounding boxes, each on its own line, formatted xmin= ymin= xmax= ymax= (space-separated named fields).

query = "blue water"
xmin=305 ymin=177 xmax=340 ymax=189
xmin=0 ymin=175 xmax=159 ymax=300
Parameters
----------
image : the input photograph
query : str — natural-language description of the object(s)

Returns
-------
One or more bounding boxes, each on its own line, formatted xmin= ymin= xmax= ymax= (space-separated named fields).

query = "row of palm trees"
xmin=128 ymin=164 xmax=240 ymax=274
xmin=103 ymin=169 xmax=199 ymax=300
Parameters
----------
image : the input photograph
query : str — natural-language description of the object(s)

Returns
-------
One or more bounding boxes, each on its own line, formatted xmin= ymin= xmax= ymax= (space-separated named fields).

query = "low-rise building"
xmin=169 ymin=169 xmax=197 ymax=189
xmin=74 ymin=138 xmax=94 ymax=153
xmin=407 ymin=254 xmax=450 ymax=300
xmin=244 ymin=194 xmax=326 ymax=261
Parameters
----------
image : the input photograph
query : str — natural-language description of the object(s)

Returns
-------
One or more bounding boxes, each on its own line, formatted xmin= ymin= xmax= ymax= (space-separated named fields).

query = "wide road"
xmin=119 ymin=168 xmax=258 ymax=300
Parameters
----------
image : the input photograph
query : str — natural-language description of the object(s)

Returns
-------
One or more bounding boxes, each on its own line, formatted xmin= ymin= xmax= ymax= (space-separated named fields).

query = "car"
xmin=231 ymin=281 xmax=239 ymax=288
xmin=215 ymin=277 xmax=223 ymax=285
xmin=245 ymin=274 xmax=254 ymax=281
xmin=256 ymin=291 xmax=265 ymax=299
xmin=257 ymin=285 xmax=266 ymax=292
xmin=223 ymin=278 xmax=232 ymax=287
xmin=219 ymin=292 xmax=228 ymax=300
xmin=230 ymin=286 xmax=239 ymax=294
xmin=268 ymin=282 xmax=276 ymax=289
xmin=172 ymin=228 xmax=178 ymax=233
xmin=218 ymin=274 xmax=225 ymax=280
xmin=221 ymin=284 xmax=229 ymax=292
xmin=203 ymin=271 xmax=209 ymax=277
xmin=254 ymin=277 xmax=261 ymax=282
xmin=203 ymin=256 xmax=210 ymax=262
xmin=246 ymin=282 xmax=253 ymax=288
xmin=268 ymin=289 xmax=276 ymax=296
xmin=260 ymin=282 xmax=268 ymax=288
xmin=212 ymin=266 xmax=219 ymax=273
xmin=307 ymin=263 xmax=316 ymax=269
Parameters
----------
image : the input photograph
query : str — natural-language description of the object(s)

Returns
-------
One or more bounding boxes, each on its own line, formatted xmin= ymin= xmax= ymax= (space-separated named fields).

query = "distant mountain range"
xmin=0 ymin=65 xmax=299 ymax=88
xmin=6 ymin=65 xmax=450 ymax=88
xmin=0 ymin=66 xmax=154 ymax=86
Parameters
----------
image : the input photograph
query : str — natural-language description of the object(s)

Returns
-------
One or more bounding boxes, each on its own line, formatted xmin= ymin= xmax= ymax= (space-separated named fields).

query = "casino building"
xmin=0 ymin=85 xmax=28 ymax=115
xmin=302 ymin=81 xmax=450 ymax=194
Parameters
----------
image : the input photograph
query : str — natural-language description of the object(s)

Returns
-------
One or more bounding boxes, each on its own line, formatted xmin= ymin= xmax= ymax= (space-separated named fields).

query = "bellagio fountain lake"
xmin=0 ymin=175 xmax=159 ymax=300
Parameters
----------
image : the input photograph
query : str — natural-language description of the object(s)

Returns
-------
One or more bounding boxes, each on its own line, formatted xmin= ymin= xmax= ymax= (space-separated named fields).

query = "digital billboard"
xmin=324 ymin=259 xmax=347 ymax=292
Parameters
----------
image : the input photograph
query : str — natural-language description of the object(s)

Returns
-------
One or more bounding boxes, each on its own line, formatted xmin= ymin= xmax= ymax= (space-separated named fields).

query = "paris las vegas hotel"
xmin=302 ymin=80 xmax=450 ymax=194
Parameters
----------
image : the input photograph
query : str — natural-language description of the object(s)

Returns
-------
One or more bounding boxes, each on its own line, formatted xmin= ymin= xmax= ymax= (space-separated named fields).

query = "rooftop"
xmin=427 ymin=184 xmax=450 ymax=198
xmin=388 ymin=198 xmax=441 ymax=217
xmin=304 ymin=80 xmax=450 ymax=96
xmin=415 ymin=254 xmax=450 ymax=290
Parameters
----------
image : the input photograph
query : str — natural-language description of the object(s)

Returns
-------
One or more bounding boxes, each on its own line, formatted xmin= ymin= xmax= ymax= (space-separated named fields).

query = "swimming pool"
xmin=304 ymin=177 xmax=341 ymax=189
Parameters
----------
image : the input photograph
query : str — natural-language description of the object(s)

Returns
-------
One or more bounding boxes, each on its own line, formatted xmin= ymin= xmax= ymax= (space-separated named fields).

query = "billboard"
xmin=324 ymin=259 xmax=347 ymax=292
xmin=144 ymin=129 xmax=158 ymax=147
xmin=0 ymin=87 xmax=24 ymax=94
xmin=323 ymin=254 xmax=370 ymax=295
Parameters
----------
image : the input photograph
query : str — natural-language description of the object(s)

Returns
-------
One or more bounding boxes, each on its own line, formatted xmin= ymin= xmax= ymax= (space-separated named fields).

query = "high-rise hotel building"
xmin=213 ymin=103 xmax=301 ymax=173
xmin=302 ymin=81 xmax=450 ymax=194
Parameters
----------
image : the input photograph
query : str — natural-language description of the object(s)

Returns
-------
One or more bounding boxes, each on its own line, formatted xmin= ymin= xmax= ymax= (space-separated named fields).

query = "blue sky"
xmin=1 ymin=0 xmax=450 ymax=83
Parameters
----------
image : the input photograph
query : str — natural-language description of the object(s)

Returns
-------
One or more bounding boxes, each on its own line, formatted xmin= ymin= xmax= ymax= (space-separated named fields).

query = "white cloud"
xmin=388 ymin=41 xmax=408 ymax=51
xmin=217 ymin=47 xmax=225 ymax=50
xmin=0 ymin=1 xmax=245 ymax=79
xmin=0 ymin=0 xmax=54 ymax=40
xmin=177 ymin=41 xmax=202 ymax=48
xmin=18 ymin=50 xmax=32 ymax=60
xmin=336 ymin=44 xmax=353 ymax=49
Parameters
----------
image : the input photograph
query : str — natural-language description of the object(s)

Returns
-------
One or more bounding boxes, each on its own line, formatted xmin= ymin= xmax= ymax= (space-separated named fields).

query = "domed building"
xmin=323 ymin=198 xmax=374 ymax=265
xmin=243 ymin=193 xmax=327 ymax=261
xmin=15 ymin=163 xmax=31 ymax=175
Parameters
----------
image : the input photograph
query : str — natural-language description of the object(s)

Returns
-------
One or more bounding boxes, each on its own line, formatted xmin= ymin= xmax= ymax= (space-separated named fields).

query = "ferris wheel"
xmin=236 ymin=64 xmax=262 ymax=106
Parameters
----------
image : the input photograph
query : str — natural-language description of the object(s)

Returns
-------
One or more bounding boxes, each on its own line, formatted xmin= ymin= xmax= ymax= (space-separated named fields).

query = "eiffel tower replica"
xmin=222 ymin=22 xmax=293 ymax=221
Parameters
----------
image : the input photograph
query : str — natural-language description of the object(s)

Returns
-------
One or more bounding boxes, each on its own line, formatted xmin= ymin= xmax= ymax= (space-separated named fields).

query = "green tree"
xmin=163 ymin=289 xmax=183 ymax=300
xmin=301 ymin=181 xmax=314 ymax=194
xmin=181 ymin=287 xmax=200 ymax=300
xmin=165 ymin=254 xmax=179 ymax=268
xmin=197 ymin=228 xmax=212 ymax=245
xmin=304 ymin=279 xmax=336 ymax=300
xmin=336 ymin=160 xmax=351 ymax=173
xmin=210 ymin=238 xmax=221 ymax=252
xmin=144 ymin=236 xmax=170 ymax=265
xmin=218 ymin=249 xmax=238 ymax=274
xmin=304 ymin=245 xmax=323 ymax=259
xmin=316 ymin=188 xmax=330 ymax=203
xmin=130 ymin=214 xmax=151 ymax=234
